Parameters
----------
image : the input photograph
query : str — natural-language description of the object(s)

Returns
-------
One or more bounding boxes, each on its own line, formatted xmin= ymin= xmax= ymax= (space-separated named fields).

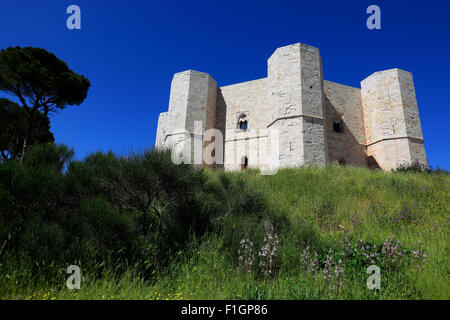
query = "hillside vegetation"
xmin=0 ymin=144 xmax=448 ymax=299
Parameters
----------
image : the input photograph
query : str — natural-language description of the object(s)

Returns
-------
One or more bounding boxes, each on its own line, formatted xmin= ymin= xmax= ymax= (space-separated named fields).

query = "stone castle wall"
xmin=323 ymin=80 xmax=367 ymax=166
xmin=219 ymin=78 xmax=271 ymax=170
xmin=156 ymin=43 xmax=427 ymax=171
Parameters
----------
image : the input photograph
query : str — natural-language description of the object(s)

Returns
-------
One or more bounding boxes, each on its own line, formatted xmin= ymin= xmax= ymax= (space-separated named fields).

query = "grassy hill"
xmin=144 ymin=167 xmax=449 ymax=300
xmin=0 ymin=146 xmax=448 ymax=299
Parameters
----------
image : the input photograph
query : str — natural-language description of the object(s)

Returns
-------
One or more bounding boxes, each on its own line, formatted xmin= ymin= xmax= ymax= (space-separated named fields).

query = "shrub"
xmin=394 ymin=160 xmax=448 ymax=174
xmin=0 ymin=143 xmax=272 ymax=280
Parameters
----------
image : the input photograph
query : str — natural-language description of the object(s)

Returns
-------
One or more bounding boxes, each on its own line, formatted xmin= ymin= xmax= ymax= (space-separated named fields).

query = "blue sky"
xmin=1 ymin=0 xmax=449 ymax=168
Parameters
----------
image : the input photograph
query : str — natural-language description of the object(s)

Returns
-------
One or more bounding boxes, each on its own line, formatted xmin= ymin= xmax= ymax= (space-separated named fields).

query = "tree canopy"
xmin=0 ymin=46 xmax=90 ymax=115
xmin=0 ymin=46 xmax=90 ymax=160
xmin=0 ymin=98 xmax=54 ymax=162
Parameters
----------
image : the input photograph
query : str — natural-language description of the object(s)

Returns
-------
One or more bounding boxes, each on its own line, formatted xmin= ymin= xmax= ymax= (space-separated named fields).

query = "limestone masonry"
xmin=156 ymin=43 xmax=427 ymax=171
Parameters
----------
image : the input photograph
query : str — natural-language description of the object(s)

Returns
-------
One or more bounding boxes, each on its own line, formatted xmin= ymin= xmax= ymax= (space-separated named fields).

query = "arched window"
xmin=238 ymin=114 xmax=248 ymax=130
xmin=332 ymin=115 xmax=343 ymax=133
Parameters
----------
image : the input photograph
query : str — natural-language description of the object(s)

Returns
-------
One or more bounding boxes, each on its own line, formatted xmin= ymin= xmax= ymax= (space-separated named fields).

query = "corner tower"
xmin=155 ymin=70 xmax=218 ymax=167
xmin=267 ymin=43 xmax=328 ymax=168
xmin=361 ymin=68 xmax=427 ymax=170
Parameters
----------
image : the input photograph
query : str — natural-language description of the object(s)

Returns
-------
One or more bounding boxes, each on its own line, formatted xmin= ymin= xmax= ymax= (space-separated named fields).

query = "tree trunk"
xmin=0 ymin=239 xmax=7 ymax=261
xmin=19 ymin=135 xmax=28 ymax=162
xmin=19 ymin=111 xmax=36 ymax=162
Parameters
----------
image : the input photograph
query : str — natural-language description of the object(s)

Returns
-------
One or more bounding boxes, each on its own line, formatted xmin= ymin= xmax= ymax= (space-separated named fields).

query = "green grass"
xmin=1 ymin=165 xmax=449 ymax=299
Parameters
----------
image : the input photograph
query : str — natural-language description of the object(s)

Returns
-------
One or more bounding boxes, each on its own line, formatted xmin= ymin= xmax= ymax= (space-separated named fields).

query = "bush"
xmin=0 ymin=143 xmax=271 ymax=279
xmin=0 ymin=144 xmax=69 ymax=263
xmin=394 ymin=160 xmax=449 ymax=174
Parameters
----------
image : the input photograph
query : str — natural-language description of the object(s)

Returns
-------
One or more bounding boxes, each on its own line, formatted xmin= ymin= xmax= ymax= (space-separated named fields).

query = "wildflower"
xmin=411 ymin=241 xmax=427 ymax=270
xmin=381 ymin=235 xmax=407 ymax=272
xmin=259 ymin=229 xmax=278 ymax=277
xmin=238 ymin=236 xmax=255 ymax=274
xmin=300 ymin=246 xmax=319 ymax=278
xmin=323 ymin=248 xmax=345 ymax=294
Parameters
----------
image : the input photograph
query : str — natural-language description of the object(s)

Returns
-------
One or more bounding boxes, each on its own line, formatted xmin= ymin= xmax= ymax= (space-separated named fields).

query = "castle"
xmin=155 ymin=43 xmax=427 ymax=172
